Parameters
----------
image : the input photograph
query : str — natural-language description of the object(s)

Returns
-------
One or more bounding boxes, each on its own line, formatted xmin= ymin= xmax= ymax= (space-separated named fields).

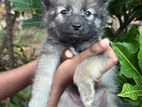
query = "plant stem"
xmin=5 ymin=0 xmax=16 ymax=69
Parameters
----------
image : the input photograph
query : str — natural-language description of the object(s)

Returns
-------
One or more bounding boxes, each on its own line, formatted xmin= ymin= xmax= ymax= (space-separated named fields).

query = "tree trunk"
xmin=5 ymin=0 xmax=16 ymax=69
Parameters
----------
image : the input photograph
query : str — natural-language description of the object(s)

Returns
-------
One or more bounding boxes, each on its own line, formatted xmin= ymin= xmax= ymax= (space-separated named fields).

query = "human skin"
xmin=0 ymin=38 xmax=118 ymax=107
xmin=0 ymin=60 xmax=37 ymax=100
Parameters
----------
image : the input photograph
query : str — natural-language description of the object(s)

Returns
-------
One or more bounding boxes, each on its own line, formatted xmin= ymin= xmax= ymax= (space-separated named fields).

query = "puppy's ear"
xmin=41 ymin=0 xmax=53 ymax=10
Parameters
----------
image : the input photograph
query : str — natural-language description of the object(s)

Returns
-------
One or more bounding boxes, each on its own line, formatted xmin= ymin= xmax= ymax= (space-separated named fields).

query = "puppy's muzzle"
xmin=72 ymin=23 xmax=82 ymax=31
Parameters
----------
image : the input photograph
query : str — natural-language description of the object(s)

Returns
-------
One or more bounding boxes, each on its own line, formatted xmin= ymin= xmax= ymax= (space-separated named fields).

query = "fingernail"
xmin=99 ymin=38 xmax=109 ymax=48
xmin=65 ymin=50 xmax=73 ymax=58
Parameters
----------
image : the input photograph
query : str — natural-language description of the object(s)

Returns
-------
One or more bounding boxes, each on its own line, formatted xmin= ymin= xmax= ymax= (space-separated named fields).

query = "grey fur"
xmin=29 ymin=0 xmax=120 ymax=107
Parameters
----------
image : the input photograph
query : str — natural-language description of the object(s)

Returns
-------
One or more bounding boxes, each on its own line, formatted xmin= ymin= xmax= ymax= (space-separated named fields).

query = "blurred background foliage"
xmin=0 ymin=0 xmax=142 ymax=107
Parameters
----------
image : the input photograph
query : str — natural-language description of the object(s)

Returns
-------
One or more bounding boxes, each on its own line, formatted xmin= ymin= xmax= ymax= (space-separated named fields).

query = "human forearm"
xmin=47 ymin=57 xmax=81 ymax=107
xmin=47 ymin=85 xmax=63 ymax=107
xmin=0 ymin=60 xmax=37 ymax=100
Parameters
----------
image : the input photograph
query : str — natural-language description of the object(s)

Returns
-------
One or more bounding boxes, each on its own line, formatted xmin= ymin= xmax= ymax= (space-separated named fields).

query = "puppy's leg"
xmin=74 ymin=54 xmax=108 ymax=107
xmin=99 ymin=66 xmax=119 ymax=107
xmin=76 ymin=77 xmax=95 ymax=107
xmin=74 ymin=53 xmax=118 ymax=107
xmin=29 ymin=43 xmax=63 ymax=107
xmin=74 ymin=60 xmax=96 ymax=107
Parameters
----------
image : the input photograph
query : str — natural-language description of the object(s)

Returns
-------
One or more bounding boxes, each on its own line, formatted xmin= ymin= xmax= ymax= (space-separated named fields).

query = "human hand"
xmin=47 ymin=38 xmax=118 ymax=107
xmin=53 ymin=38 xmax=117 ymax=89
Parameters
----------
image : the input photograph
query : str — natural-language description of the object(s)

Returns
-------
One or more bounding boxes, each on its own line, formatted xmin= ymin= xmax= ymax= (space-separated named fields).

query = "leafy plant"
xmin=107 ymin=0 xmax=142 ymax=104
xmin=0 ymin=87 xmax=31 ymax=107
xmin=107 ymin=1 xmax=142 ymax=105
xmin=107 ymin=0 xmax=142 ymax=40
xmin=10 ymin=0 xmax=43 ymax=28
xmin=0 ymin=1 xmax=40 ymax=106
xmin=111 ymin=28 xmax=142 ymax=106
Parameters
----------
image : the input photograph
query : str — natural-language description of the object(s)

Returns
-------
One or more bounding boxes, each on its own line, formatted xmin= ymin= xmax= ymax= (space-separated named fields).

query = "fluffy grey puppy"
xmin=28 ymin=0 xmax=120 ymax=107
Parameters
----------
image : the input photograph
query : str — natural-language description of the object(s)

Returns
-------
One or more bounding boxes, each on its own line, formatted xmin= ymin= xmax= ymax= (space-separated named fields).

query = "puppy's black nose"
xmin=72 ymin=23 xmax=82 ymax=31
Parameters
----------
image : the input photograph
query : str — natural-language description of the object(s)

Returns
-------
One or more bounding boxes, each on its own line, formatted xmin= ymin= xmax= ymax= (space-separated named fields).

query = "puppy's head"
xmin=42 ymin=0 xmax=109 ymax=45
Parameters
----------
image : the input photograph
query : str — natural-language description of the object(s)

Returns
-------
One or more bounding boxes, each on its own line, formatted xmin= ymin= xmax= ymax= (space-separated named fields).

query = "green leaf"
xmin=10 ymin=0 xmax=42 ymax=11
xmin=10 ymin=0 xmax=32 ymax=5
xmin=127 ymin=26 xmax=139 ymax=45
xmin=131 ymin=5 xmax=142 ymax=20
xmin=22 ymin=15 xmax=43 ymax=28
xmin=111 ymin=42 xmax=140 ymax=78
xmin=119 ymin=43 xmax=138 ymax=65
xmin=111 ymin=42 xmax=142 ymax=100
xmin=116 ymin=74 xmax=130 ymax=87
xmin=138 ymin=30 xmax=142 ymax=71
xmin=108 ymin=0 xmax=133 ymax=16
xmin=103 ymin=27 xmax=115 ymax=39
xmin=10 ymin=0 xmax=33 ymax=11
xmin=10 ymin=0 xmax=43 ymax=28
xmin=118 ymin=77 xmax=142 ymax=100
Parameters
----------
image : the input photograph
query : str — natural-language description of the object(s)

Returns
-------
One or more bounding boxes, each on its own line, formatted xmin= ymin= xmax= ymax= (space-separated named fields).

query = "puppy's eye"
xmin=85 ymin=11 xmax=92 ymax=16
xmin=61 ymin=9 xmax=68 ymax=15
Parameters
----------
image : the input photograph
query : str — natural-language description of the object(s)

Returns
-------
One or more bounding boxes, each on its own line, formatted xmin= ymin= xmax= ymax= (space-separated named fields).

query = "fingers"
xmin=64 ymin=50 xmax=73 ymax=58
xmin=96 ymin=46 xmax=118 ymax=82
xmin=64 ymin=38 xmax=116 ymax=76
xmin=60 ymin=50 xmax=73 ymax=62
xmin=64 ymin=38 xmax=109 ymax=61
xmin=79 ymin=38 xmax=109 ymax=61
xmin=103 ymin=46 xmax=118 ymax=72
xmin=139 ymin=26 xmax=142 ymax=30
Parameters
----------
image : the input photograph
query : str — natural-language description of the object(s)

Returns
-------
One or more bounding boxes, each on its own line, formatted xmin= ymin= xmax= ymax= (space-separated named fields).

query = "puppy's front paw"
xmin=77 ymin=80 xmax=95 ymax=107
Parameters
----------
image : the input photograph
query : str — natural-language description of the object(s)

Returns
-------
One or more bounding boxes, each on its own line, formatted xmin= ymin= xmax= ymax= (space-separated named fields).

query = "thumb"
xmin=79 ymin=38 xmax=109 ymax=61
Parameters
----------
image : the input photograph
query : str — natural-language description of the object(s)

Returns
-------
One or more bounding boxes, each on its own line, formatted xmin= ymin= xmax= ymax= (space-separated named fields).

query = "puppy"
xmin=29 ymin=0 xmax=119 ymax=107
